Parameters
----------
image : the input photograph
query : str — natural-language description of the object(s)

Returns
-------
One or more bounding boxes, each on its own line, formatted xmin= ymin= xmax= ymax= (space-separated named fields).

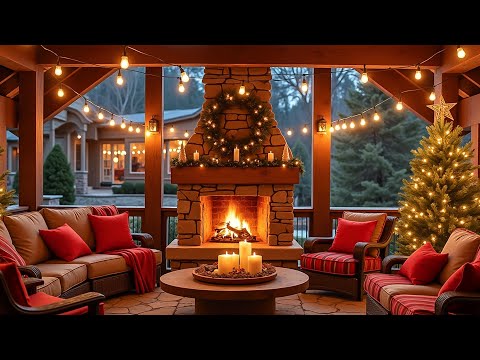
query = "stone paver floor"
xmin=104 ymin=287 xmax=366 ymax=315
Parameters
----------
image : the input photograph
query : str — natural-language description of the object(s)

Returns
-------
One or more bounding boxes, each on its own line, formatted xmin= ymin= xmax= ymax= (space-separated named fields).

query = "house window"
xmin=102 ymin=143 xmax=125 ymax=184
xmin=130 ymin=143 xmax=145 ymax=173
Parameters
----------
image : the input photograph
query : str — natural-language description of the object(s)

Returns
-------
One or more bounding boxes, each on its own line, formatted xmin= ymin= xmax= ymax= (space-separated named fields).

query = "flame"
xmin=225 ymin=202 xmax=251 ymax=235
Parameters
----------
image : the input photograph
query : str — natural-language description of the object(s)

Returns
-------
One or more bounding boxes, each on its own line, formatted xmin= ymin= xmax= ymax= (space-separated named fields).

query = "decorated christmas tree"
xmin=0 ymin=147 xmax=15 ymax=216
xmin=396 ymin=96 xmax=480 ymax=255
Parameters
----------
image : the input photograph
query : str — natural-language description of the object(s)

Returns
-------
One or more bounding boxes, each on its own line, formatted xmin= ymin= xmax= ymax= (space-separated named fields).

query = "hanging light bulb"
xmin=429 ymin=91 xmax=436 ymax=101
xmin=287 ymin=128 xmax=293 ymax=136
xmin=457 ymin=45 xmax=466 ymax=59
xmin=116 ymin=69 xmax=124 ymax=86
xmin=120 ymin=47 xmax=129 ymax=69
xmin=330 ymin=126 xmax=335 ymax=133
xmin=169 ymin=125 xmax=175 ymax=133
xmin=109 ymin=115 xmax=115 ymax=126
xmin=77 ymin=134 xmax=82 ymax=139
xmin=238 ymin=81 xmax=246 ymax=95
xmin=360 ymin=115 xmax=366 ymax=126
xmin=178 ymin=79 xmax=185 ymax=93
xmin=373 ymin=107 xmax=380 ymax=121
xmin=184 ymin=130 xmax=189 ymax=138
xmin=349 ymin=120 xmax=355 ymax=129
xmin=179 ymin=66 xmax=189 ymax=83
xmin=135 ymin=126 xmax=141 ymax=133
xmin=83 ymin=100 xmax=90 ymax=113
xmin=128 ymin=122 xmax=134 ymax=132
xmin=57 ymin=84 xmax=64 ymax=98
xmin=415 ymin=66 xmax=422 ymax=80
xmin=300 ymin=75 xmax=308 ymax=94
xmin=396 ymin=98 xmax=403 ymax=111
xmin=335 ymin=123 xmax=341 ymax=131
xmin=120 ymin=118 xmax=126 ymax=129
xmin=302 ymin=124 xmax=308 ymax=134
xmin=360 ymin=65 xmax=368 ymax=83
xmin=341 ymin=122 xmax=347 ymax=130
xmin=97 ymin=111 xmax=104 ymax=120
xmin=54 ymin=58 xmax=62 ymax=76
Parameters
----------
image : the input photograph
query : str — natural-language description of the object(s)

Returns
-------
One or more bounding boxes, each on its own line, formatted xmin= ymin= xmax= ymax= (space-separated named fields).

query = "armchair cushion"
xmin=88 ymin=212 xmax=136 ymax=253
xmin=328 ymin=218 xmax=378 ymax=254
xmin=0 ymin=262 xmax=31 ymax=306
xmin=390 ymin=294 xmax=436 ymax=315
xmin=301 ymin=252 xmax=381 ymax=276
xmin=39 ymin=223 xmax=92 ymax=262
xmin=399 ymin=242 xmax=448 ymax=285
xmin=0 ymin=236 xmax=26 ymax=266
xmin=439 ymin=258 xmax=480 ymax=295
xmin=28 ymin=292 xmax=104 ymax=315
xmin=343 ymin=212 xmax=387 ymax=256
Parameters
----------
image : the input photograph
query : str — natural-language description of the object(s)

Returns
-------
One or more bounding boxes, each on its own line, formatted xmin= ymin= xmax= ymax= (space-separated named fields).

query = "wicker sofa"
xmin=0 ymin=207 xmax=161 ymax=298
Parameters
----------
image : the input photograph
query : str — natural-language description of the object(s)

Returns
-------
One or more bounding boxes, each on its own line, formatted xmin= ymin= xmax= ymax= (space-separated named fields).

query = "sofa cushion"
xmin=39 ymin=223 xmax=92 ymax=262
xmin=390 ymin=294 xmax=436 ymax=315
xmin=0 ymin=236 xmax=26 ymax=266
xmin=69 ymin=253 xmax=129 ymax=279
xmin=439 ymin=257 xmax=480 ymax=295
xmin=364 ymin=273 xmax=412 ymax=303
xmin=35 ymin=262 xmax=87 ymax=292
xmin=399 ymin=242 xmax=448 ymax=285
xmin=0 ymin=221 xmax=13 ymax=245
xmin=40 ymin=207 xmax=95 ymax=250
xmin=328 ymin=218 xmax=378 ymax=254
xmin=88 ymin=212 xmax=136 ymax=253
xmin=301 ymin=252 xmax=381 ymax=276
xmin=3 ymin=212 xmax=50 ymax=265
xmin=438 ymin=228 xmax=480 ymax=284
xmin=36 ymin=276 xmax=62 ymax=297
xmin=379 ymin=283 xmax=441 ymax=311
xmin=343 ymin=212 xmax=387 ymax=257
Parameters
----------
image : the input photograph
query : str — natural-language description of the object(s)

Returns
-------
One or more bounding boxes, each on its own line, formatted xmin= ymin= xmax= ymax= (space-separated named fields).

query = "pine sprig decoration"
xmin=396 ymin=102 xmax=480 ymax=255
xmin=0 ymin=147 xmax=15 ymax=217
xmin=200 ymin=91 xmax=274 ymax=157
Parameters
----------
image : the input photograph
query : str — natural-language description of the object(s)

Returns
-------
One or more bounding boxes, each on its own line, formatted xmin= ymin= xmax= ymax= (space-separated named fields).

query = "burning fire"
xmin=225 ymin=202 xmax=251 ymax=237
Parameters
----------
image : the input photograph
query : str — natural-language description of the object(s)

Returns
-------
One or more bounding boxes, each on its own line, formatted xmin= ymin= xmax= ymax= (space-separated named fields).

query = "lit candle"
xmin=233 ymin=146 xmax=240 ymax=162
xmin=218 ymin=252 xmax=232 ymax=274
xmin=231 ymin=252 xmax=239 ymax=270
xmin=193 ymin=150 xmax=199 ymax=161
xmin=247 ymin=252 xmax=262 ymax=274
xmin=239 ymin=240 xmax=252 ymax=270
xmin=267 ymin=151 xmax=274 ymax=162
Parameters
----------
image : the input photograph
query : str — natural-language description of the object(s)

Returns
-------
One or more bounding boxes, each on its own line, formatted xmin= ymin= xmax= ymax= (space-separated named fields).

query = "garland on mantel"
xmin=200 ymin=91 xmax=274 ymax=157
xmin=171 ymin=157 xmax=304 ymax=174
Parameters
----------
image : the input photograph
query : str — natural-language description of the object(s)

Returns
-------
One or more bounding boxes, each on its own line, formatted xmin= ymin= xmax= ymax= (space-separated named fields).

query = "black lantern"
xmin=148 ymin=117 xmax=159 ymax=133
xmin=317 ymin=116 xmax=327 ymax=134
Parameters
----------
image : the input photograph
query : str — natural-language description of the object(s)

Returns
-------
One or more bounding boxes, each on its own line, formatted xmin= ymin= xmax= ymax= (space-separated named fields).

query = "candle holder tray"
xmin=192 ymin=263 xmax=277 ymax=285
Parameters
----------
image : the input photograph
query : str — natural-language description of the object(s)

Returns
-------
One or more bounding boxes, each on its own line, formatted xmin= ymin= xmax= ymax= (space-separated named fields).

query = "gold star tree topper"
xmin=427 ymin=95 xmax=456 ymax=121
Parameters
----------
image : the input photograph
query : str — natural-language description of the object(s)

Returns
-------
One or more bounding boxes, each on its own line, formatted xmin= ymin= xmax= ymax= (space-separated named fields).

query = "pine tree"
xmin=396 ymin=97 xmax=480 ymax=255
xmin=0 ymin=147 xmax=15 ymax=216
xmin=43 ymin=145 xmax=76 ymax=205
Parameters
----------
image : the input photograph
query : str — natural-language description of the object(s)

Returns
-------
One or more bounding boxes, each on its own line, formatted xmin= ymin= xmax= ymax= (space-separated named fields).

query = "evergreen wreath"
xmin=200 ymin=91 xmax=274 ymax=157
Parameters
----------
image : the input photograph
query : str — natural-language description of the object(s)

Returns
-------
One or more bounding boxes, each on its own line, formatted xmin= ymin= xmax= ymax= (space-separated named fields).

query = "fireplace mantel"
xmin=171 ymin=167 xmax=300 ymax=185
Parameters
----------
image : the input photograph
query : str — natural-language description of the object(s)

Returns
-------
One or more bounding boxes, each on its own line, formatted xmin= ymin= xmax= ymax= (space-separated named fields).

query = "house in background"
xmin=6 ymin=98 xmax=200 ymax=193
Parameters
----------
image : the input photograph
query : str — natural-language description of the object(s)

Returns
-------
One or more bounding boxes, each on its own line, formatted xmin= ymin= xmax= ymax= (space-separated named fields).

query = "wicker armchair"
xmin=0 ymin=263 xmax=105 ymax=315
xmin=301 ymin=216 xmax=397 ymax=301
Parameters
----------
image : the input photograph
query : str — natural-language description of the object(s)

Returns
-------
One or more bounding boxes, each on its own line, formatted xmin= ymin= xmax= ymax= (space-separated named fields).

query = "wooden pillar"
xmin=311 ymin=68 xmax=332 ymax=237
xmin=144 ymin=68 xmax=164 ymax=269
xmin=0 ymin=96 xmax=15 ymax=174
xmin=18 ymin=68 xmax=44 ymax=211
xmin=472 ymin=124 xmax=480 ymax=177
xmin=80 ymin=130 xmax=86 ymax=171
xmin=0 ymin=105 xmax=6 ymax=175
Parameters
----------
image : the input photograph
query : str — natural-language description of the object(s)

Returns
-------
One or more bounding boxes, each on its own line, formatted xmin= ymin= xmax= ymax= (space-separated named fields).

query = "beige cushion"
xmin=379 ymin=283 xmax=441 ymax=311
xmin=40 ymin=207 xmax=95 ymax=249
xmin=37 ymin=276 xmax=62 ymax=297
xmin=0 ymin=220 xmax=13 ymax=245
xmin=438 ymin=228 xmax=480 ymax=284
xmin=343 ymin=212 xmax=387 ymax=256
xmin=3 ymin=212 xmax=50 ymax=265
xmin=69 ymin=254 xmax=129 ymax=279
xmin=35 ymin=262 xmax=87 ymax=292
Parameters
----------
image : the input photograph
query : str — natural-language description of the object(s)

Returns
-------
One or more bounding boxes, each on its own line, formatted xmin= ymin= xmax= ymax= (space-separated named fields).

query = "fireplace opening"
xmin=201 ymin=195 xmax=270 ymax=243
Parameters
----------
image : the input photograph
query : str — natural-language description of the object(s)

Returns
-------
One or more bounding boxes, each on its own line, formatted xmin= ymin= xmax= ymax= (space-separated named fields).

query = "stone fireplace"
xmin=166 ymin=67 xmax=303 ymax=270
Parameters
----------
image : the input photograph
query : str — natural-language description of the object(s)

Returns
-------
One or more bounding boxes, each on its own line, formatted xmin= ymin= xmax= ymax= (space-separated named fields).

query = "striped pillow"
xmin=0 ymin=236 xmax=26 ymax=266
xmin=91 ymin=205 xmax=120 ymax=216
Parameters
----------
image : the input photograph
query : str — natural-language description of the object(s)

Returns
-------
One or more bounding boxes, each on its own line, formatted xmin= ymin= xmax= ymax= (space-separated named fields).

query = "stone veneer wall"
xmin=177 ymin=184 xmax=294 ymax=246
xmin=185 ymin=67 xmax=288 ymax=162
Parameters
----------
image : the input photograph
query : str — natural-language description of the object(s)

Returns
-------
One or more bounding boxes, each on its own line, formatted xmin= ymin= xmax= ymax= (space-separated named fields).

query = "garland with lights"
xmin=200 ymin=91 xmax=274 ymax=157
xmin=171 ymin=157 xmax=304 ymax=173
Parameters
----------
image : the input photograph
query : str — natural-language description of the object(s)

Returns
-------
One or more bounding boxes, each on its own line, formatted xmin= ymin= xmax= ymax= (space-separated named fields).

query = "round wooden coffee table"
xmin=160 ymin=267 xmax=309 ymax=315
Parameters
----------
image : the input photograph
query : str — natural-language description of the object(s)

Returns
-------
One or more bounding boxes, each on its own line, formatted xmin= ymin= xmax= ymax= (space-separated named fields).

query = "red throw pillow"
xmin=0 ymin=236 xmax=26 ymax=266
xmin=399 ymin=242 xmax=449 ymax=285
xmin=39 ymin=223 xmax=92 ymax=262
xmin=328 ymin=218 xmax=378 ymax=254
xmin=439 ymin=258 xmax=480 ymax=295
xmin=88 ymin=212 xmax=136 ymax=253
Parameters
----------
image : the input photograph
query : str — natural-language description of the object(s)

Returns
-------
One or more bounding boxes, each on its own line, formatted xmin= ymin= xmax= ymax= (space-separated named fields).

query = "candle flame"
xmin=225 ymin=251 xmax=228 ymax=255
xmin=253 ymin=252 xmax=256 ymax=256
xmin=232 ymin=252 xmax=235 ymax=255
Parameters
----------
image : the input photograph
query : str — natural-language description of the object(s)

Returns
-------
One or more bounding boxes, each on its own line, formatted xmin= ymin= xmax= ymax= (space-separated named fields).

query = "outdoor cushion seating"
xmin=301 ymin=252 xmax=382 ymax=276
xmin=0 ymin=206 xmax=162 ymax=298
xmin=365 ymin=228 xmax=480 ymax=315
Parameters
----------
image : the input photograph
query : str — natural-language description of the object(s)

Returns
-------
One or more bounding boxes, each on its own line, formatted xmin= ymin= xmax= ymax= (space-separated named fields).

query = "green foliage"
xmin=0 ymin=147 xmax=15 ymax=216
xmin=331 ymin=84 xmax=428 ymax=207
xmin=121 ymin=182 xmax=135 ymax=194
xmin=292 ymin=140 xmax=311 ymax=206
xmin=43 ymin=145 xmax=75 ymax=205
xmin=134 ymin=182 xmax=145 ymax=194
xmin=396 ymin=112 xmax=480 ymax=255
xmin=13 ymin=171 xmax=18 ymax=193
xmin=164 ymin=183 xmax=178 ymax=194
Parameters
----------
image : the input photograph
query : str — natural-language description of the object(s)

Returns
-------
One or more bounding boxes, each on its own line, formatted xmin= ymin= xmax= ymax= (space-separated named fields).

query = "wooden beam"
xmin=311 ymin=68 xmax=332 ymax=237
xmin=18 ymin=68 xmax=44 ymax=211
xmin=368 ymin=69 xmax=433 ymax=123
xmin=43 ymin=67 xmax=116 ymax=121
xmin=38 ymin=45 xmax=442 ymax=68
xmin=440 ymin=46 xmax=480 ymax=74
xmin=0 ymin=66 xmax=15 ymax=86
xmin=471 ymin=124 xmax=480 ymax=178
xmin=144 ymin=68 xmax=164 ymax=271
xmin=0 ymin=46 xmax=39 ymax=71
xmin=0 ymin=73 xmax=18 ymax=98
xmin=462 ymin=67 xmax=480 ymax=88
xmin=0 ymin=99 xmax=7 ymax=174
xmin=0 ymin=95 xmax=17 ymax=129
xmin=44 ymin=67 xmax=82 ymax=96
xmin=458 ymin=92 xmax=480 ymax=128
xmin=459 ymin=76 xmax=480 ymax=98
